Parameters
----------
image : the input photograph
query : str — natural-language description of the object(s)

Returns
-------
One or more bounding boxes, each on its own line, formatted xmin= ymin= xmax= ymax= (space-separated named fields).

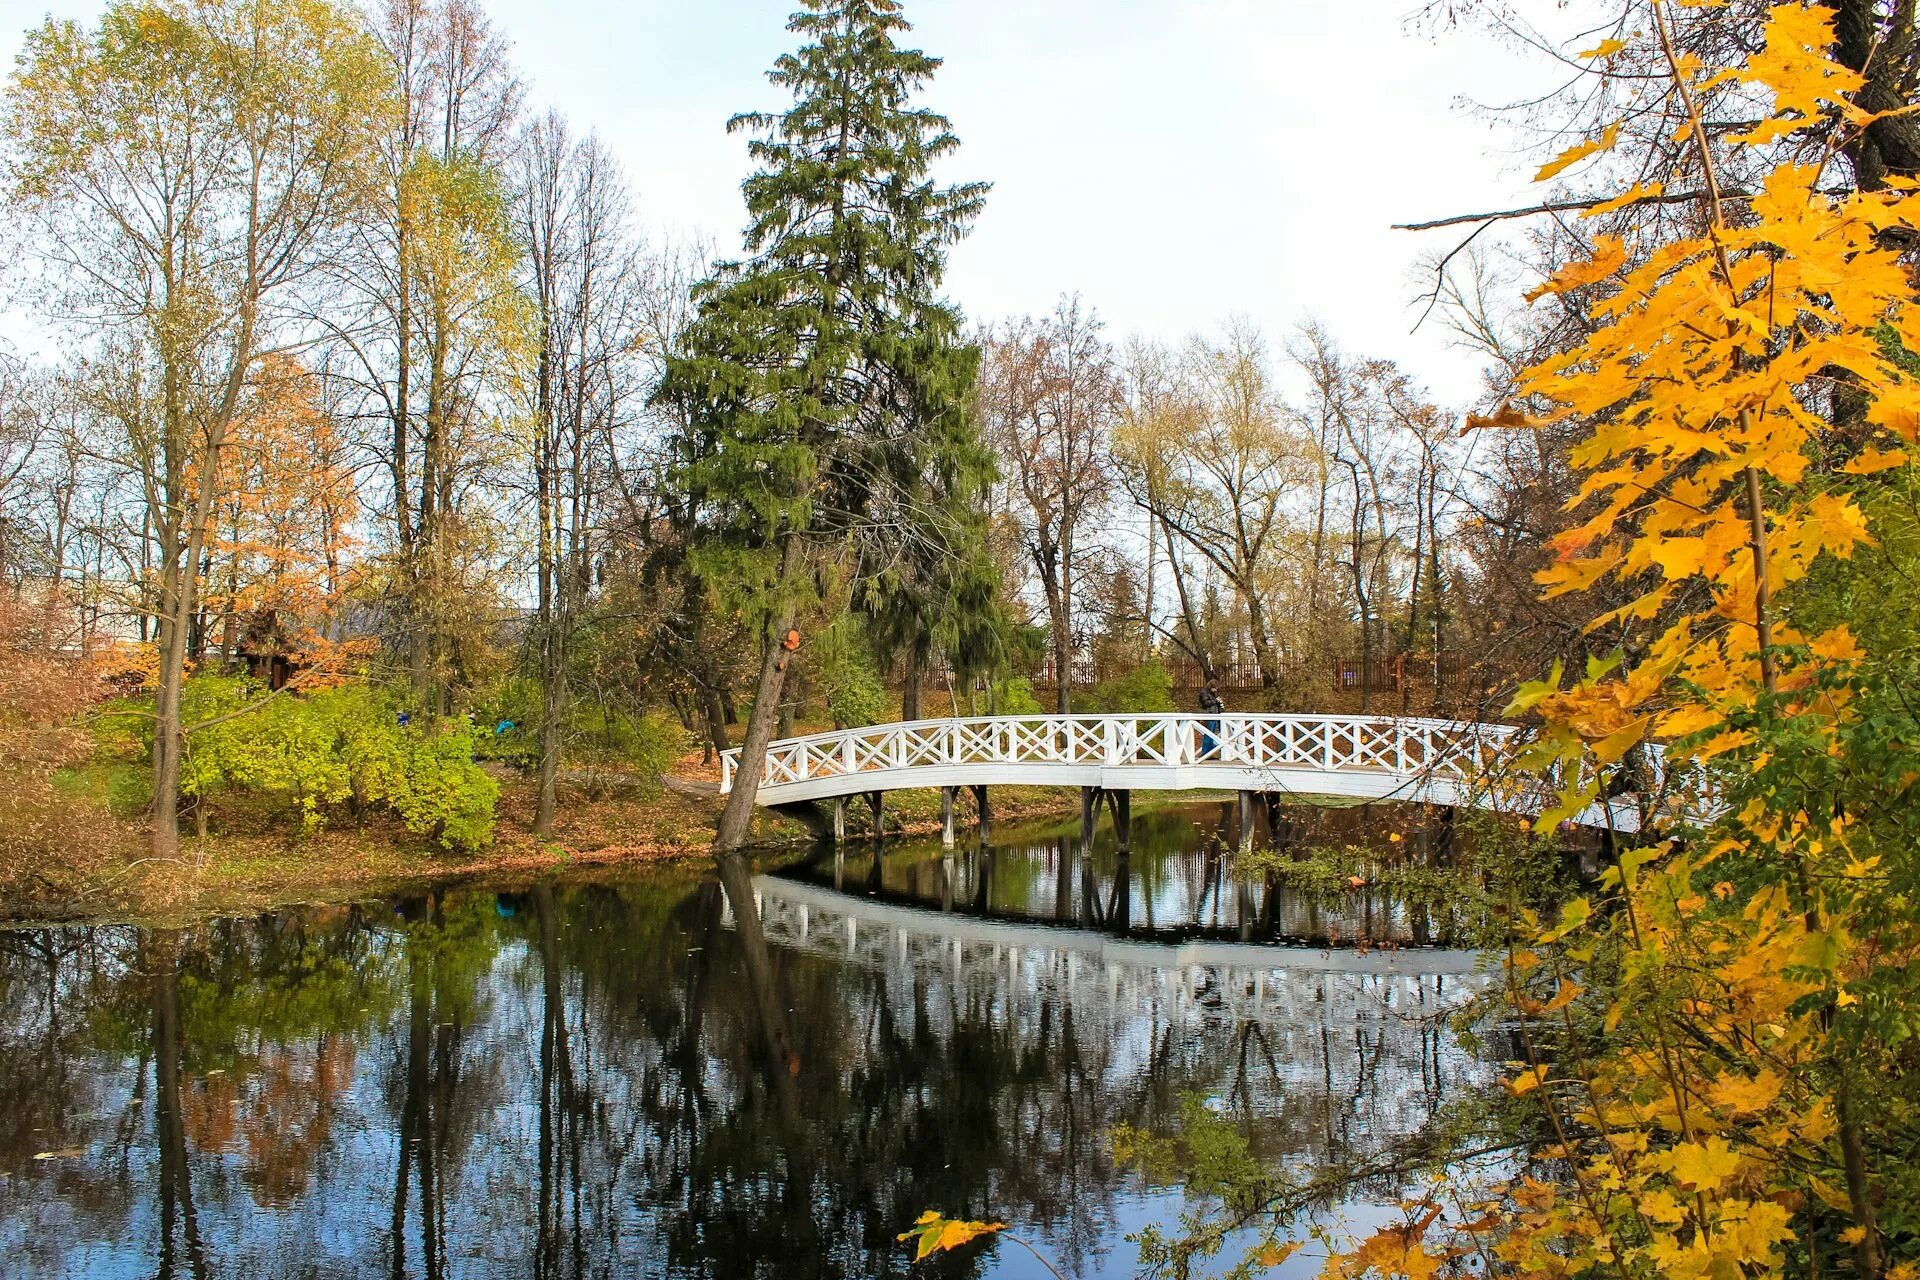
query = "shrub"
xmin=0 ymin=594 xmax=122 ymax=882
xmin=811 ymin=622 xmax=887 ymax=728
xmin=166 ymin=675 xmax=497 ymax=849
xmin=570 ymin=701 xmax=688 ymax=795
xmin=988 ymin=675 xmax=1041 ymax=715
xmin=1081 ymin=662 xmax=1176 ymax=713
xmin=467 ymin=675 xmax=540 ymax=768
xmin=384 ymin=717 xmax=496 ymax=850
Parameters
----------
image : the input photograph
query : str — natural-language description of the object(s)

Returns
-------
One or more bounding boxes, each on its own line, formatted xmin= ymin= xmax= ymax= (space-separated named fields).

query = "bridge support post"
xmin=832 ymin=797 xmax=847 ymax=844
xmin=1079 ymin=786 xmax=1104 ymax=857
xmin=972 ymin=784 xmax=990 ymax=842
xmin=1105 ymin=789 xmax=1132 ymax=853
xmin=868 ymin=790 xmax=884 ymax=840
xmin=1237 ymin=790 xmax=1258 ymax=855
xmin=940 ymin=786 xmax=957 ymax=849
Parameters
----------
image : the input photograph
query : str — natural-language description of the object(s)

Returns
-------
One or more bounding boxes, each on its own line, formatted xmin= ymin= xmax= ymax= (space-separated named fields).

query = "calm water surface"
xmin=0 ymin=804 xmax=1496 ymax=1279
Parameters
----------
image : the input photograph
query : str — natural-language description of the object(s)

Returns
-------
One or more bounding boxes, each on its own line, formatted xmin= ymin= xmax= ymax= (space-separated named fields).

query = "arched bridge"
xmin=720 ymin=713 xmax=1658 ymax=834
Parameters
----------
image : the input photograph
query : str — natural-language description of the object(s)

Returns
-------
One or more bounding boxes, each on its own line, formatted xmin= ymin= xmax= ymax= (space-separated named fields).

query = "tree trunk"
xmin=534 ymin=627 xmax=565 ymax=836
xmin=1159 ymin=512 xmax=1215 ymax=683
xmin=149 ymin=930 xmax=206 ymax=1280
xmin=902 ymin=648 xmax=923 ymax=721
xmin=701 ymin=685 xmax=729 ymax=764
xmin=1243 ymin=586 xmax=1280 ymax=692
xmin=711 ymin=538 xmax=800 ymax=854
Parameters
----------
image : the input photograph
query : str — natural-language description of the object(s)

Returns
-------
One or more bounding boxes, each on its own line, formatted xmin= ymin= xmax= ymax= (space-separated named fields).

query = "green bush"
xmin=467 ymin=676 xmax=540 ymax=768
xmin=384 ymin=716 xmax=496 ymax=850
xmin=571 ymin=702 xmax=687 ymax=794
xmin=988 ymin=675 xmax=1042 ymax=715
xmin=811 ymin=622 xmax=887 ymax=728
xmin=166 ymin=675 xmax=497 ymax=849
xmin=1082 ymin=661 xmax=1176 ymax=713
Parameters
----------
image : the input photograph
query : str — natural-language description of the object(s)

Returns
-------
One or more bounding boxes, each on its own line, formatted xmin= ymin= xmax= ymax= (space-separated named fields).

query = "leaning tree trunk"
xmin=701 ymin=685 xmax=729 ymax=764
xmin=711 ymin=538 xmax=800 ymax=855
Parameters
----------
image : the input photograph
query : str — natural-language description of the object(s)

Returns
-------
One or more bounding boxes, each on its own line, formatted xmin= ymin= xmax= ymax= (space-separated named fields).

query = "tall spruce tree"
xmin=660 ymin=0 xmax=988 ymax=853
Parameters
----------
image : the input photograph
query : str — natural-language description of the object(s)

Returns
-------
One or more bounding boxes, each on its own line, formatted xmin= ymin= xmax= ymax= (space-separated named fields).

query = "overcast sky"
xmin=2 ymin=0 xmax=1584 ymax=406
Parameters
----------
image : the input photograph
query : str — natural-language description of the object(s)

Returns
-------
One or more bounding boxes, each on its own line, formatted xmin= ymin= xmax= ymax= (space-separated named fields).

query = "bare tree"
xmin=1154 ymin=321 xmax=1309 ymax=694
xmin=976 ymin=296 xmax=1118 ymax=711
xmin=515 ymin=115 xmax=650 ymax=835
xmin=325 ymin=0 xmax=524 ymax=711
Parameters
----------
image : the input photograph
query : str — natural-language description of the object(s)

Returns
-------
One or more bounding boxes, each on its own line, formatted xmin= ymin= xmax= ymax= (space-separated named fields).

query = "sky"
xmin=0 ymin=0 xmax=1582 ymax=407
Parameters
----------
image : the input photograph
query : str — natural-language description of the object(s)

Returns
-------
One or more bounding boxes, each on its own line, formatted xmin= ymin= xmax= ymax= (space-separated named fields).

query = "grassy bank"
xmin=0 ymin=761 xmax=1104 ymax=926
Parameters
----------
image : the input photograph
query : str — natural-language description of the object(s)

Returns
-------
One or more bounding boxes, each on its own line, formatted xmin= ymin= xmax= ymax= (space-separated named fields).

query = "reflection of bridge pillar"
xmin=1105 ymin=789 xmax=1132 ymax=852
xmin=1054 ymin=837 xmax=1073 ymax=921
xmin=1079 ymin=786 xmax=1103 ymax=857
xmin=972 ymin=784 xmax=990 ymax=842
xmin=939 ymin=786 xmax=957 ymax=849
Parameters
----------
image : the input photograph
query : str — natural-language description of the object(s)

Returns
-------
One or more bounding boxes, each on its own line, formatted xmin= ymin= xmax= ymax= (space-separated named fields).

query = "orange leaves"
xmin=1505 ymin=1064 xmax=1550 ymax=1096
xmin=1734 ymin=2 xmax=1867 ymax=145
xmin=1706 ymin=1069 xmax=1786 ymax=1117
xmin=1535 ymin=123 xmax=1622 ymax=182
xmin=1504 ymin=6 xmax=1920 ymax=745
xmin=1323 ymin=1203 xmax=1448 ymax=1280
xmin=1254 ymin=1240 xmax=1303 ymax=1269
xmin=200 ymin=353 xmax=361 ymax=655
xmin=1582 ymin=180 xmax=1665 ymax=219
xmin=897 ymin=1211 xmax=1006 ymax=1261
xmin=1523 ymin=234 xmax=1626 ymax=303
xmin=1463 ymin=403 xmax=1540 ymax=431
xmin=1840 ymin=446 xmax=1910 ymax=475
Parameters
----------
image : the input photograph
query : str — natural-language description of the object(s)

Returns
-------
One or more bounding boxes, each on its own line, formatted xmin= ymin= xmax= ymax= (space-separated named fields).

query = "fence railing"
xmin=720 ymin=713 xmax=1528 ymax=793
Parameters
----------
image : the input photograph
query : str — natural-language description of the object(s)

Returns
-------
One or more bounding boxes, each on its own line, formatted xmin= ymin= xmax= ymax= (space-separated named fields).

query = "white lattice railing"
xmin=720 ymin=714 xmax=1529 ymax=795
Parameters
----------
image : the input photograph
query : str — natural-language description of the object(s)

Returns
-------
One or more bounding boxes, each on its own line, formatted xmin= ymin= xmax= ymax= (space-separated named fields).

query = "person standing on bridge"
xmin=1198 ymin=681 xmax=1225 ymax=760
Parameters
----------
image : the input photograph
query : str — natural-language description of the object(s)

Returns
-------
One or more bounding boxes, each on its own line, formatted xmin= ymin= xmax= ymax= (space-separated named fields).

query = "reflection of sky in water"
xmin=0 ymin=858 xmax=1499 ymax=1279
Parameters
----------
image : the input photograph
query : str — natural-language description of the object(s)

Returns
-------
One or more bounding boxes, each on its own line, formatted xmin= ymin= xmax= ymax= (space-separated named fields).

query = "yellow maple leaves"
xmin=1515 ymin=11 xmax=1920 ymax=753
xmin=1662 ymin=1137 xmax=1741 ymax=1192
xmin=896 ymin=1210 xmax=1006 ymax=1261
xmin=1536 ymin=122 xmax=1622 ymax=182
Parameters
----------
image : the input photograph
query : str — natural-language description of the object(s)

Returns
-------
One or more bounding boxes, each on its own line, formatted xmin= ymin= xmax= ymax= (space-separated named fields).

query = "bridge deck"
xmin=721 ymin=713 xmax=1654 ymax=831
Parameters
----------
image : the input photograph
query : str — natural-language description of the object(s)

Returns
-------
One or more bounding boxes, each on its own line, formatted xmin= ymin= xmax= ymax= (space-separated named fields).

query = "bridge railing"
xmin=719 ymin=713 xmax=1526 ymax=796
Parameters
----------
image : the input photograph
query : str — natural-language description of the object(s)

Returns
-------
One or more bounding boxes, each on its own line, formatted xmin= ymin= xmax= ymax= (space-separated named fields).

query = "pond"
xmin=0 ymin=802 xmax=1499 ymax=1280
xmin=800 ymin=799 xmax=1487 ymax=947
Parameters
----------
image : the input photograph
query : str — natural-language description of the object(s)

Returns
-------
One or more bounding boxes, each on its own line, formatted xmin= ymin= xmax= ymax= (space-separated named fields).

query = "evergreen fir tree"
xmin=658 ymin=0 xmax=989 ymax=852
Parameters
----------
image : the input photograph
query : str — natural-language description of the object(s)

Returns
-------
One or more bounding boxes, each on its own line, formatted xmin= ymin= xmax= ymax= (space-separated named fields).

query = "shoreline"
xmin=0 ymin=776 xmax=1116 ymax=927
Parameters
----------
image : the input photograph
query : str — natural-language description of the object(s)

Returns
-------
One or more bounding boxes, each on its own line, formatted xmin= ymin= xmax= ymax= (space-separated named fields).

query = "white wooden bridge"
xmin=720 ymin=713 xmax=1658 ymax=837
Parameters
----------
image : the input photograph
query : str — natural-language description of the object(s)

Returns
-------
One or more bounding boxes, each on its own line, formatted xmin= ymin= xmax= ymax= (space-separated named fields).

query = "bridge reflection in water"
xmin=735 ymin=870 xmax=1497 ymax=1181
xmin=795 ymin=799 xmax=1483 ymax=947
xmin=746 ymin=871 xmax=1484 ymax=1025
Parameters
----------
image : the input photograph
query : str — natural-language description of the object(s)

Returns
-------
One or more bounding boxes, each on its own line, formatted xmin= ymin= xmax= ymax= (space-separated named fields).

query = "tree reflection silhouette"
xmin=0 ymin=864 xmax=1490 ymax=1280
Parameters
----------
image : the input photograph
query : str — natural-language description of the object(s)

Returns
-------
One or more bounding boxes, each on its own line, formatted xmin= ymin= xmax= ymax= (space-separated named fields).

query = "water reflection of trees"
xmin=807 ymin=803 xmax=1483 ymax=945
xmin=0 ymin=869 xmax=1487 ymax=1279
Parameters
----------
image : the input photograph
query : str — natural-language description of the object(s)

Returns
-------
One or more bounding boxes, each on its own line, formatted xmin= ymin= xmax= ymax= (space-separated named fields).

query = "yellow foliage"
xmin=1310 ymin=8 xmax=1900 ymax=1280
xmin=897 ymin=1210 xmax=1006 ymax=1261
